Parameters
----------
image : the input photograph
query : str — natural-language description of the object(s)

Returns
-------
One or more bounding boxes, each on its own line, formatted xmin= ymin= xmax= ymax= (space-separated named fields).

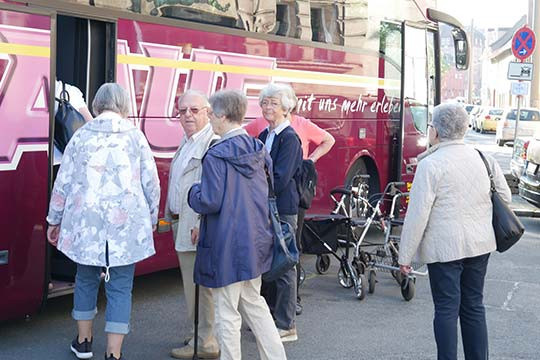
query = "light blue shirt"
xmin=265 ymin=120 xmax=291 ymax=153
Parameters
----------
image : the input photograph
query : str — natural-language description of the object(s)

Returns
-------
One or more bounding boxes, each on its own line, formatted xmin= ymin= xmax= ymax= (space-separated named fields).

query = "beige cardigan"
xmin=165 ymin=125 xmax=217 ymax=252
xmin=398 ymin=140 xmax=512 ymax=265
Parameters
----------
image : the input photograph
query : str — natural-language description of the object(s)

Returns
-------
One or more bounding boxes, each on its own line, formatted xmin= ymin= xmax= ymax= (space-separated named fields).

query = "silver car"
xmin=496 ymin=108 xmax=540 ymax=146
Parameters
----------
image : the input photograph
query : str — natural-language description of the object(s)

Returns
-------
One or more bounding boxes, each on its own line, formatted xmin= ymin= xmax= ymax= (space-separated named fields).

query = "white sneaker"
xmin=278 ymin=327 xmax=298 ymax=342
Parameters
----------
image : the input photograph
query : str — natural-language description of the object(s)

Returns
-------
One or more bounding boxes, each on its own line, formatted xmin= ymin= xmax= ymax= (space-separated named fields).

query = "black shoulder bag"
xmin=54 ymin=82 xmax=86 ymax=153
xmin=476 ymin=150 xmax=524 ymax=252
xmin=262 ymin=166 xmax=299 ymax=282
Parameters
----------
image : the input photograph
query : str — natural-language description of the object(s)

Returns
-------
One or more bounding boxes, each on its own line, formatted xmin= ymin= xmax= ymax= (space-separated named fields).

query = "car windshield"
xmin=507 ymin=110 xmax=527 ymax=120
xmin=507 ymin=110 xmax=540 ymax=121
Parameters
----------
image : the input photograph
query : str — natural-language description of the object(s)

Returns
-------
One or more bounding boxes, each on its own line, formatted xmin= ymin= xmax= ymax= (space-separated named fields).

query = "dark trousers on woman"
xmin=427 ymin=253 xmax=490 ymax=360
xmin=295 ymin=207 xmax=305 ymax=301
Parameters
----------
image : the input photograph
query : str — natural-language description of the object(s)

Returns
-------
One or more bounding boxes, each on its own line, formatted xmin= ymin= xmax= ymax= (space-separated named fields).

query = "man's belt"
xmin=171 ymin=213 xmax=179 ymax=220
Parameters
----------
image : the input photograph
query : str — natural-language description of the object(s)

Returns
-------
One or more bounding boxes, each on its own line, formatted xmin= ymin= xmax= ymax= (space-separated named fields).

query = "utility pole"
xmin=531 ymin=0 xmax=540 ymax=107
xmin=468 ymin=19 xmax=475 ymax=104
xmin=530 ymin=0 xmax=534 ymax=25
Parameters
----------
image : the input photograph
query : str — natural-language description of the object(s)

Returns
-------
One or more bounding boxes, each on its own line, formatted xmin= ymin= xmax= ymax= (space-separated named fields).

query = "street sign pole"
xmin=514 ymin=93 xmax=522 ymax=145
xmin=511 ymin=25 xmax=536 ymax=145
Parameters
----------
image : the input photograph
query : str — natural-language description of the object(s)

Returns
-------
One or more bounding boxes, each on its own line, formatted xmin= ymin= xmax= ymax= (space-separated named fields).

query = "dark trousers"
xmin=295 ymin=207 xmax=306 ymax=302
xmin=427 ymin=253 xmax=490 ymax=360
xmin=262 ymin=214 xmax=298 ymax=330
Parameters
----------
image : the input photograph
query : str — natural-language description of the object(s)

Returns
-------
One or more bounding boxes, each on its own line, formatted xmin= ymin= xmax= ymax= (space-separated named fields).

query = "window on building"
xmin=310 ymin=4 xmax=342 ymax=45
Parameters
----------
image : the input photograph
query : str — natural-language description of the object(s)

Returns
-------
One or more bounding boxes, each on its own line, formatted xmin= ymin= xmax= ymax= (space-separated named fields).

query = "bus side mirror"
xmin=452 ymin=28 xmax=469 ymax=70
xmin=426 ymin=8 xmax=470 ymax=70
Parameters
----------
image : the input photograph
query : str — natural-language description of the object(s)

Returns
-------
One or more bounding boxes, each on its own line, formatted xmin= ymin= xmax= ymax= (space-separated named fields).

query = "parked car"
xmin=496 ymin=108 xmax=540 ymax=146
xmin=475 ymin=107 xmax=504 ymax=133
xmin=510 ymin=137 xmax=530 ymax=179
xmin=519 ymin=131 xmax=540 ymax=207
xmin=469 ymin=105 xmax=483 ymax=130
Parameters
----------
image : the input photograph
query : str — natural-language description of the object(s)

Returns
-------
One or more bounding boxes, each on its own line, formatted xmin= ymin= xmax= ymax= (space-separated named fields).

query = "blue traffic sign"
xmin=512 ymin=26 xmax=536 ymax=61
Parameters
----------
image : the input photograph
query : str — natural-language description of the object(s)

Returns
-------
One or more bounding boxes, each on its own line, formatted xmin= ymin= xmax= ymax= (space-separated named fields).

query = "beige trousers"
xmin=213 ymin=276 xmax=287 ymax=360
xmin=177 ymin=251 xmax=219 ymax=353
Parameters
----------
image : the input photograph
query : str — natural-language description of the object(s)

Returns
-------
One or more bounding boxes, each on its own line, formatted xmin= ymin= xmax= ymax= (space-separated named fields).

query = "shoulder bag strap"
xmin=59 ymin=81 xmax=70 ymax=102
xmin=476 ymin=149 xmax=496 ymax=193
xmin=264 ymin=165 xmax=276 ymax=198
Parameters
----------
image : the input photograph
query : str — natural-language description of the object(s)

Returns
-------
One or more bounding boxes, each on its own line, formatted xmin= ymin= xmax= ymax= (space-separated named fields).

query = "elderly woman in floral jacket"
xmin=46 ymin=83 xmax=160 ymax=360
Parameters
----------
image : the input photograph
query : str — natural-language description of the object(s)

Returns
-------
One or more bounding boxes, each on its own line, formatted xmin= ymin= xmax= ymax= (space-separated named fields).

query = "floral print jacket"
xmin=47 ymin=112 xmax=160 ymax=267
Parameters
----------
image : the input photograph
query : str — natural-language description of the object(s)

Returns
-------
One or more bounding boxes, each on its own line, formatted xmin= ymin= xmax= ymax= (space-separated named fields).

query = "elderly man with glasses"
xmin=165 ymin=90 xmax=220 ymax=359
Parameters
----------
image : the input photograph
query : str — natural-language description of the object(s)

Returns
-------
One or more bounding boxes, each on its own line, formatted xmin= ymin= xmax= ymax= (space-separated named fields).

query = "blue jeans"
xmin=72 ymin=263 xmax=136 ymax=335
xmin=262 ymin=214 xmax=298 ymax=331
xmin=428 ymin=253 xmax=490 ymax=360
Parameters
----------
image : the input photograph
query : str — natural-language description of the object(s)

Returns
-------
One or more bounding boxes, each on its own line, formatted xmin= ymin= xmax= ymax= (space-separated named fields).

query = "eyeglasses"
xmin=261 ymin=100 xmax=281 ymax=108
xmin=178 ymin=106 xmax=207 ymax=115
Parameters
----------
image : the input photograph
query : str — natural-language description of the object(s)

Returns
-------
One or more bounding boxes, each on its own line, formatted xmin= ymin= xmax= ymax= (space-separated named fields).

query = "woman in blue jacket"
xmin=188 ymin=90 xmax=286 ymax=360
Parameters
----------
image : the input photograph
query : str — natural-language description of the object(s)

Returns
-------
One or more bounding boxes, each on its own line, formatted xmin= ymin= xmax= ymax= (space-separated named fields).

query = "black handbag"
xmin=296 ymin=159 xmax=318 ymax=210
xmin=262 ymin=167 xmax=299 ymax=282
xmin=54 ymin=82 xmax=86 ymax=153
xmin=477 ymin=150 xmax=524 ymax=252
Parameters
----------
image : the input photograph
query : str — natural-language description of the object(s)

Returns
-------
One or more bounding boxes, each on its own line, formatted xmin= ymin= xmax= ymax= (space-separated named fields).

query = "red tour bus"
xmin=0 ymin=0 xmax=468 ymax=321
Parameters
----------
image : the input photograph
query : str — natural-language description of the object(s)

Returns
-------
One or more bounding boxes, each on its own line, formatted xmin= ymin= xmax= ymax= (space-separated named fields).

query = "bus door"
xmin=398 ymin=11 xmax=469 ymax=183
xmin=50 ymin=14 xmax=116 ymax=285
xmin=0 ymin=4 xmax=53 ymax=322
xmin=399 ymin=23 xmax=435 ymax=183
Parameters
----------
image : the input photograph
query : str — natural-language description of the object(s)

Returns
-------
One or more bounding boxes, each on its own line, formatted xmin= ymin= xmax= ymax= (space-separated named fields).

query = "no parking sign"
xmin=512 ymin=26 xmax=536 ymax=61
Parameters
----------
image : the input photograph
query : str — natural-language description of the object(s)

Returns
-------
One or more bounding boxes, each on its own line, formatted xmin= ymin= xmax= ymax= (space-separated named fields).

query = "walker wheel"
xmin=360 ymin=252 xmax=372 ymax=264
xmin=315 ymin=254 xmax=331 ymax=274
xmin=368 ymin=269 xmax=376 ymax=294
xmin=391 ymin=269 xmax=403 ymax=286
xmin=354 ymin=273 xmax=368 ymax=300
xmin=400 ymin=277 xmax=416 ymax=301
xmin=298 ymin=265 xmax=306 ymax=286
xmin=338 ymin=266 xmax=353 ymax=288
xmin=353 ymin=259 xmax=365 ymax=275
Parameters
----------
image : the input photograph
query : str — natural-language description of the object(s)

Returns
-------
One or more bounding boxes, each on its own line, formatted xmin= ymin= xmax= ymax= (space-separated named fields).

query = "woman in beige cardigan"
xmin=399 ymin=103 xmax=511 ymax=360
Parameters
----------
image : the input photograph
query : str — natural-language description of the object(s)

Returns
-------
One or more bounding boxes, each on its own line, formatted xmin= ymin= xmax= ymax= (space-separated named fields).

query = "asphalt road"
xmin=464 ymin=129 xmax=513 ymax=174
xmin=1 ymin=129 xmax=538 ymax=360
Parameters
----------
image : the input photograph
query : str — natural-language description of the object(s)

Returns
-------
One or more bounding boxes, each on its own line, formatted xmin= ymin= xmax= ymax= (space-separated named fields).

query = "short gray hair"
xmin=177 ymin=89 xmax=210 ymax=107
xmin=259 ymin=83 xmax=296 ymax=114
xmin=432 ymin=103 xmax=469 ymax=141
xmin=209 ymin=90 xmax=247 ymax=124
xmin=92 ymin=83 xmax=131 ymax=117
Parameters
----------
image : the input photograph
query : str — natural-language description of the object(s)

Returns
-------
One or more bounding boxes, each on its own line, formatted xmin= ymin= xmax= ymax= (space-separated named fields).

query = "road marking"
xmin=502 ymin=281 xmax=520 ymax=311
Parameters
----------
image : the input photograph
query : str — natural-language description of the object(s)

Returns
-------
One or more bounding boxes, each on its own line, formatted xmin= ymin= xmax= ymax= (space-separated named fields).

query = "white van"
xmin=495 ymin=108 xmax=540 ymax=146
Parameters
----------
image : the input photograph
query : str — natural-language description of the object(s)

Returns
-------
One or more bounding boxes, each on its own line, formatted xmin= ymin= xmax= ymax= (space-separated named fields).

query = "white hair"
xmin=92 ymin=83 xmax=131 ymax=117
xmin=432 ymin=103 xmax=469 ymax=141
xmin=258 ymin=83 xmax=296 ymax=114
xmin=209 ymin=90 xmax=247 ymax=124
xmin=177 ymin=89 xmax=210 ymax=107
